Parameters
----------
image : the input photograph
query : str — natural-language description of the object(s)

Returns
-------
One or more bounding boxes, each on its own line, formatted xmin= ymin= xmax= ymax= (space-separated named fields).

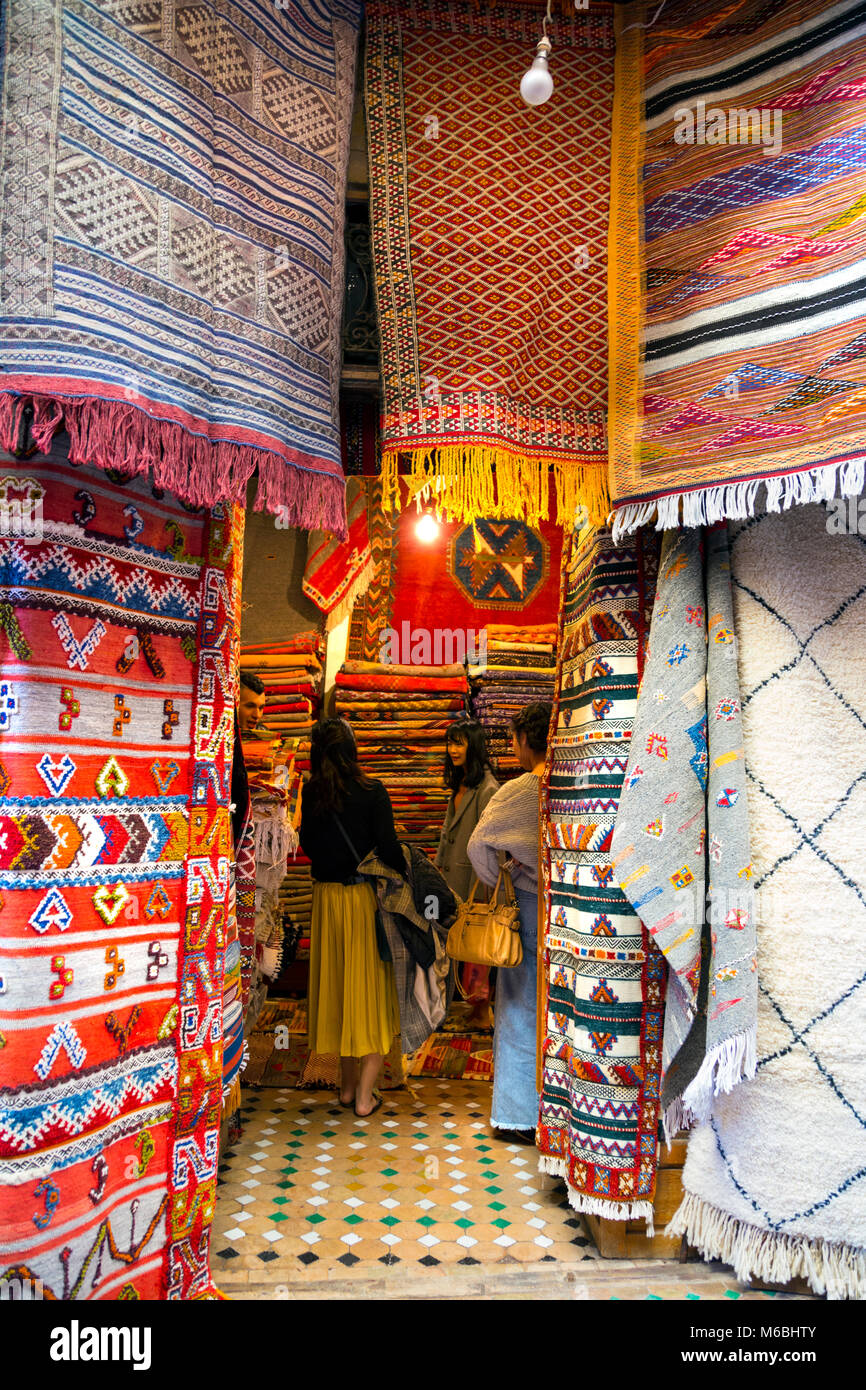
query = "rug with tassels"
xmin=609 ymin=0 xmax=866 ymax=537
xmin=0 ymin=0 xmax=359 ymax=534
xmin=366 ymin=0 xmax=612 ymax=527
xmin=538 ymin=524 xmax=667 ymax=1227
xmin=669 ymin=504 xmax=866 ymax=1300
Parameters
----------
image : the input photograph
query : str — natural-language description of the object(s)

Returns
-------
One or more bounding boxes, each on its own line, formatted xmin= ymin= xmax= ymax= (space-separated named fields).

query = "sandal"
xmin=354 ymin=1091 xmax=383 ymax=1119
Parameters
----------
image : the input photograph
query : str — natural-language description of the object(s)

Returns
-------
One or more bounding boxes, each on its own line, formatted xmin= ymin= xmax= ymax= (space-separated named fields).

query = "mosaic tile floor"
xmin=212 ymin=1079 xmax=813 ymax=1300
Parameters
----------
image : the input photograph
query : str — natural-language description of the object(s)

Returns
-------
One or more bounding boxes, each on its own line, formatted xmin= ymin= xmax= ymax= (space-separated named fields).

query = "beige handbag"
xmin=446 ymin=863 xmax=523 ymax=969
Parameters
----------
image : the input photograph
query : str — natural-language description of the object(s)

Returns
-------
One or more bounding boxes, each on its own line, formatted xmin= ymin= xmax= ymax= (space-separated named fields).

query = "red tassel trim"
xmin=0 ymin=391 xmax=348 ymax=539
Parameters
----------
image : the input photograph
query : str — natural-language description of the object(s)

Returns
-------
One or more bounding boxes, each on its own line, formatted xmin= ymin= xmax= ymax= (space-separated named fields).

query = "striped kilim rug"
xmin=0 ymin=449 xmax=242 ymax=1300
xmin=366 ymin=0 xmax=613 ymax=526
xmin=0 ymin=0 xmax=360 ymax=534
xmin=538 ymin=525 xmax=667 ymax=1227
xmin=609 ymin=0 xmax=866 ymax=536
xmin=669 ymin=505 xmax=866 ymax=1300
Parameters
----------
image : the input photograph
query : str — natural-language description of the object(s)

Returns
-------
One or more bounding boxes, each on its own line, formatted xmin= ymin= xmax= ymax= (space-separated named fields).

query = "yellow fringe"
xmin=607 ymin=2 xmax=646 ymax=510
xmin=222 ymin=1075 xmax=242 ymax=1119
xmin=380 ymin=448 xmax=610 ymax=531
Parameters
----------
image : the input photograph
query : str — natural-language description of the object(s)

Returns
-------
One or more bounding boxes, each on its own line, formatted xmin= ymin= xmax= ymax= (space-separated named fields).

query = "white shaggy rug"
xmin=668 ymin=504 xmax=866 ymax=1299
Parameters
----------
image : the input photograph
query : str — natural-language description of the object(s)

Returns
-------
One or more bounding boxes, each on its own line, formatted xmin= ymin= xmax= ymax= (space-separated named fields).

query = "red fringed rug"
xmin=366 ymin=0 xmax=613 ymax=524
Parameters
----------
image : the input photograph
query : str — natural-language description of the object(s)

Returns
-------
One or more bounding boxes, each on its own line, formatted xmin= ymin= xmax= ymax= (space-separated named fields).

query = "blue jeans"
xmin=491 ymin=885 xmax=539 ymax=1131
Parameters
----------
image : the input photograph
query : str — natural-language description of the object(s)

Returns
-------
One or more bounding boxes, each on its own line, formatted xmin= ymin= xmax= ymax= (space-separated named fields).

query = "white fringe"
xmin=667 ymin=1190 xmax=866 ymax=1301
xmin=538 ymin=1154 xmax=656 ymax=1236
xmin=611 ymin=458 xmax=866 ymax=541
xmin=680 ymin=1027 xmax=757 ymax=1126
xmin=662 ymin=1096 xmax=691 ymax=1148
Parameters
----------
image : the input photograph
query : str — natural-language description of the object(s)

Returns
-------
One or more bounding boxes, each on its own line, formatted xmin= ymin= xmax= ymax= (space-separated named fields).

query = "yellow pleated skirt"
xmin=308 ymin=881 xmax=400 ymax=1057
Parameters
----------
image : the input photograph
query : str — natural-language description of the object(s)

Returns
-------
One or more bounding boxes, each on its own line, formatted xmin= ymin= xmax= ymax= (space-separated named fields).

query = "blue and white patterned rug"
xmin=669 ymin=504 xmax=866 ymax=1299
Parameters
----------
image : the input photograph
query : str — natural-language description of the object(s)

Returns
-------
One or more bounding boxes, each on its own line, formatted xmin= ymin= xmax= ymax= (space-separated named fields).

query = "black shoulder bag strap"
xmin=331 ymin=811 xmax=392 ymax=964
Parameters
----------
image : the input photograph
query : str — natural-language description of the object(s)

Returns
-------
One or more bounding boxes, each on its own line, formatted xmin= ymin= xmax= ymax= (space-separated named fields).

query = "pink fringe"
xmin=0 ymin=391 xmax=348 ymax=539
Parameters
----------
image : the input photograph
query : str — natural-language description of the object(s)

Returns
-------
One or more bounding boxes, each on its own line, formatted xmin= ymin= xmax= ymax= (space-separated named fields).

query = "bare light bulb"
xmin=520 ymin=38 xmax=553 ymax=107
xmin=415 ymin=513 xmax=439 ymax=543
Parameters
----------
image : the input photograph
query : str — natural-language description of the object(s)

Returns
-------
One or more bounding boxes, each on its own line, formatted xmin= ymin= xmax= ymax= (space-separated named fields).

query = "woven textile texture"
xmin=538 ymin=524 xmax=667 ymax=1226
xmin=0 ymin=451 xmax=242 ymax=1300
xmin=669 ymin=504 xmax=866 ymax=1299
xmin=0 ymin=0 xmax=361 ymax=535
xmin=609 ymin=0 xmax=866 ymax=536
xmin=611 ymin=525 xmax=755 ymax=1136
xmin=302 ymin=478 xmax=374 ymax=632
xmin=348 ymin=480 xmax=564 ymax=661
xmin=366 ymin=0 xmax=612 ymax=526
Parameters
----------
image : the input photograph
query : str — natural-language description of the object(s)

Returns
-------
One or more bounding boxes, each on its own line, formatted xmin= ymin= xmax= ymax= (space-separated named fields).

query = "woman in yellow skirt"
xmin=299 ymin=718 xmax=403 ymax=1117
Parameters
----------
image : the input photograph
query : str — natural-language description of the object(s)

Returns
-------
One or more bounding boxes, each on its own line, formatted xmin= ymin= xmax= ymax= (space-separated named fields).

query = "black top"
xmin=299 ymin=777 xmax=404 ymax=882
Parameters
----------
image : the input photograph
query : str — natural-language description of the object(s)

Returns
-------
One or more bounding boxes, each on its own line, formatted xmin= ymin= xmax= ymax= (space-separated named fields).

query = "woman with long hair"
xmin=467 ymin=701 xmax=552 ymax=1143
xmin=435 ymin=720 xmax=499 ymax=1019
xmin=299 ymin=717 xmax=404 ymax=1117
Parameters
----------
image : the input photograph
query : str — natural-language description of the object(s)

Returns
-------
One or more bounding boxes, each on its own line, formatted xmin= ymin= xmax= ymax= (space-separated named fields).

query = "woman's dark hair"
xmin=443 ymin=719 xmax=491 ymax=794
xmin=240 ymin=671 xmax=265 ymax=695
xmin=511 ymin=701 xmax=552 ymax=755
xmin=305 ymin=717 xmax=371 ymax=813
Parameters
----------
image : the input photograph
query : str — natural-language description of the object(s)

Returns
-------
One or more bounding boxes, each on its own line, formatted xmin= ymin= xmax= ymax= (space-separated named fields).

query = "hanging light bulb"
xmin=520 ymin=0 xmax=554 ymax=107
xmin=415 ymin=513 xmax=439 ymax=544
xmin=520 ymin=36 xmax=553 ymax=106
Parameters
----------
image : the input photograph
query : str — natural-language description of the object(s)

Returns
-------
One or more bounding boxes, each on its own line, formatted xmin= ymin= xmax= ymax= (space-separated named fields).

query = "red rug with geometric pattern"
xmin=0 ymin=444 xmax=241 ymax=1299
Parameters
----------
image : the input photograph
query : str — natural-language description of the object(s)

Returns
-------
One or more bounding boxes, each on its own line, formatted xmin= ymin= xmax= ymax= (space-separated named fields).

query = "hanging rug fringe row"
xmin=667 ymin=1191 xmax=866 ymax=1302
xmin=380 ymin=448 xmax=610 ymax=529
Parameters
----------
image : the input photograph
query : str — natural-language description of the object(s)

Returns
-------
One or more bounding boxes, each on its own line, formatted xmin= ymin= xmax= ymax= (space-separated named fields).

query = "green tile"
xmin=321 ymin=1130 xmax=336 ymax=1138
xmin=455 ymin=1218 xmax=474 ymax=1230
xmin=723 ymin=1290 xmax=741 ymax=1300
xmin=307 ymin=1213 xmax=326 ymax=1225
xmin=485 ymin=1186 xmax=502 ymax=1195
xmin=270 ymin=1212 xmax=290 ymax=1223
xmin=273 ymin=1197 xmax=290 ymax=1206
xmin=344 ymin=1214 xmax=363 ymax=1225
xmin=478 ymin=1158 xmax=495 ymax=1166
xmin=443 ymin=1132 xmax=458 ymax=1140
xmin=488 ymin=1201 xmax=506 ymax=1212
xmin=686 ymin=1293 xmax=699 ymax=1301
xmin=475 ymin=1144 xmax=491 ymax=1153
xmin=381 ymin=1168 xmax=398 ymax=1177
xmin=418 ymin=1216 xmax=436 ymax=1228
xmin=276 ymin=1180 xmax=294 ymax=1190
xmin=381 ymin=1215 xmax=400 ymax=1227
xmin=491 ymin=1218 xmax=510 ymax=1229
xmin=291 ymin=1128 xmax=306 ymax=1137
xmin=645 ymin=1294 xmax=662 ymax=1301
xmin=280 ymin=1166 xmax=297 ymax=1176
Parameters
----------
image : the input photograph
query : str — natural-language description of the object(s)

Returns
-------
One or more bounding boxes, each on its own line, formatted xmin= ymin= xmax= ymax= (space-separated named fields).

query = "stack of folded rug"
xmin=335 ymin=659 xmax=469 ymax=856
xmin=240 ymin=632 xmax=325 ymax=971
xmin=239 ymin=631 xmax=325 ymax=775
xmin=470 ymin=624 xmax=557 ymax=779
